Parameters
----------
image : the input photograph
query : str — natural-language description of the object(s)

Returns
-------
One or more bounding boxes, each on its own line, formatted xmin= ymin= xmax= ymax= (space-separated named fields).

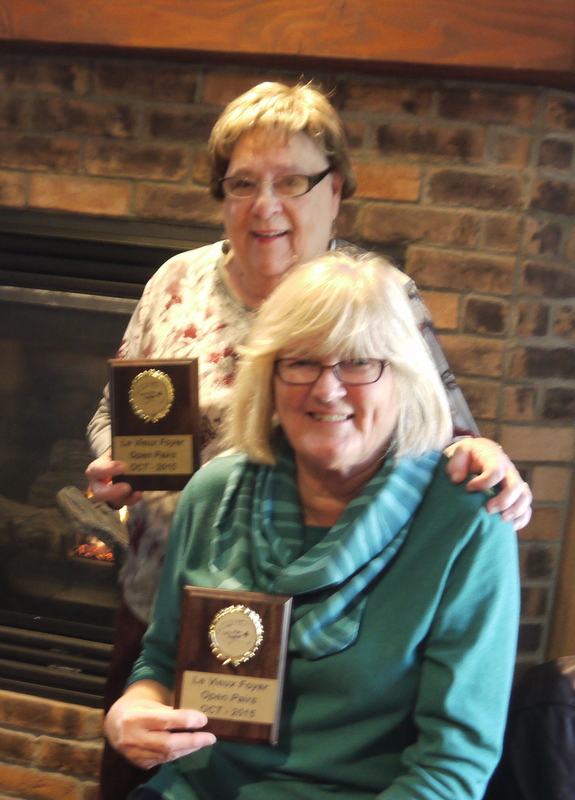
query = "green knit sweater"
xmin=129 ymin=453 xmax=520 ymax=800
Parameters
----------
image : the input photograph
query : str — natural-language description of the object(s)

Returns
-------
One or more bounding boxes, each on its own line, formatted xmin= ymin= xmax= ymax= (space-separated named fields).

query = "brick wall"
xmin=0 ymin=690 xmax=102 ymax=800
xmin=0 ymin=51 xmax=574 ymax=798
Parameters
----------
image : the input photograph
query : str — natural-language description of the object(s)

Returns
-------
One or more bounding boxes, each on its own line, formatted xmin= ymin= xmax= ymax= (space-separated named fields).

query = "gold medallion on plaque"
xmin=129 ymin=369 xmax=174 ymax=423
xmin=209 ymin=605 xmax=264 ymax=667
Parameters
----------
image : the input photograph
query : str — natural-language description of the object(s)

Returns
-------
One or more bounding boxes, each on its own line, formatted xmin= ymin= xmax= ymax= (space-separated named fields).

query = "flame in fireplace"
xmin=65 ymin=490 xmax=129 ymax=562
xmin=73 ymin=535 xmax=115 ymax=561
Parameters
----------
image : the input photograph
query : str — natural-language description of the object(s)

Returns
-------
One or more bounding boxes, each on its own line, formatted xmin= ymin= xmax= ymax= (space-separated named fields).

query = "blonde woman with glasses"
xmin=106 ymin=253 xmax=520 ymax=800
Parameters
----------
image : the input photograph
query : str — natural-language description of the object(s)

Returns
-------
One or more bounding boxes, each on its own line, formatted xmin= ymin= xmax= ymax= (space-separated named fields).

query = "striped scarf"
xmin=209 ymin=441 xmax=442 ymax=659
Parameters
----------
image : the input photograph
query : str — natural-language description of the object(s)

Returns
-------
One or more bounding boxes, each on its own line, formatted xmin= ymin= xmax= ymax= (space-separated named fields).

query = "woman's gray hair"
xmin=208 ymin=81 xmax=357 ymax=200
xmin=226 ymin=252 xmax=453 ymax=464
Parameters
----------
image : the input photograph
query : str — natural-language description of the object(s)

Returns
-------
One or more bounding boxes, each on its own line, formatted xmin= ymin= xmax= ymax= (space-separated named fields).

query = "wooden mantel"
xmin=2 ymin=0 xmax=575 ymax=88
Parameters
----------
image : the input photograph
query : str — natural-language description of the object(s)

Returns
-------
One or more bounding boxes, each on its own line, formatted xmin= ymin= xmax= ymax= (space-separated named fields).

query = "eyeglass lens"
xmin=221 ymin=167 xmax=331 ymax=199
xmin=276 ymin=359 xmax=385 ymax=385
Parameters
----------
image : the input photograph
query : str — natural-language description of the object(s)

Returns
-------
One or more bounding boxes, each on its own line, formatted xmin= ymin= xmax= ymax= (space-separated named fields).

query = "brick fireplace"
xmin=0 ymin=49 xmax=573 ymax=799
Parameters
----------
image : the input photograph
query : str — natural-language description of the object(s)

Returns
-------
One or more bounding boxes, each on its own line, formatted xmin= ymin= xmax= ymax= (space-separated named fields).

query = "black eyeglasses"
xmin=219 ymin=166 xmax=333 ymax=199
xmin=275 ymin=358 xmax=387 ymax=386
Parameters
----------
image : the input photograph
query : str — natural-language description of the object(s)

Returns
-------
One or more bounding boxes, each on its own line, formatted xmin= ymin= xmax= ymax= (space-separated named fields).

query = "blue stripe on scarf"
xmin=209 ymin=441 xmax=442 ymax=659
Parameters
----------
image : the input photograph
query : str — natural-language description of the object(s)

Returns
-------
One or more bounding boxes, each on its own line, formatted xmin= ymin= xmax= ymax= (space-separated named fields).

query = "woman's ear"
xmin=330 ymin=171 xmax=344 ymax=220
xmin=331 ymin=171 xmax=344 ymax=200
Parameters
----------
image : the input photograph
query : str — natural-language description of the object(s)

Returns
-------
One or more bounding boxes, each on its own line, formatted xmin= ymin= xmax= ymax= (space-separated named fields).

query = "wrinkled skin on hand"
xmin=105 ymin=683 xmax=216 ymax=770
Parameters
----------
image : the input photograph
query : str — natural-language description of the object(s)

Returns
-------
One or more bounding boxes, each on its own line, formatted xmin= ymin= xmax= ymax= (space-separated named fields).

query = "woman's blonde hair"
xmin=227 ymin=252 xmax=453 ymax=464
xmin=208 ymin=81 xmax=357 ymax=200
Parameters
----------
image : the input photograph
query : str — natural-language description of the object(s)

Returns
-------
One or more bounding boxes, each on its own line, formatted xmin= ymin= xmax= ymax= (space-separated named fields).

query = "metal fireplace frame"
xmin=0 ymin=208 xmax=222 ymax=706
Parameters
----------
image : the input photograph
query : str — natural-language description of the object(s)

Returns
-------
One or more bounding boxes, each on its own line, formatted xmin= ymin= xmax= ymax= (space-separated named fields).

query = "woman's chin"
xmin=248 ymin=245 xmax=296 ymax=278
xmin=297 ymin=446 xmax=360 ymax=476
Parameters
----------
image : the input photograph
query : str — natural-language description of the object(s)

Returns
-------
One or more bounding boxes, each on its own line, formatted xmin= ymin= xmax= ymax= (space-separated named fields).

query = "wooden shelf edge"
xmin=1 ymin=37 xmax=574 ymax=91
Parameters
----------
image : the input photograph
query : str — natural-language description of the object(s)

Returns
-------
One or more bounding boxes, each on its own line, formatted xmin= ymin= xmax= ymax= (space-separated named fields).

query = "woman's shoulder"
xmin=423 ymin=454 xmax=514 ymax=541
xmin=181 ymin=451 xmax=247 ymax=503
xmin=334 ymin=238 xmax=410 ymax=286
xmin=407 ymin=457 xmax=517 ymax=573
xmin=144 ymin=241 xmax=224 ymax=291
xmin=171 ymin=453 xmax=248 ymax=538
xmin=426 ymin=454 xmax=490 ymax=509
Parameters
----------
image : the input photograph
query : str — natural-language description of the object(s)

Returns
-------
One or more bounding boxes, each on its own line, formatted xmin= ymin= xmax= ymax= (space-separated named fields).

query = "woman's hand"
xmin=105 ymin=683 xmax=216 ymax=769
xmin=445 ymin=438 xmax=532 ymax=531
xmin=85 ymin=448 xmax=143 ymax=509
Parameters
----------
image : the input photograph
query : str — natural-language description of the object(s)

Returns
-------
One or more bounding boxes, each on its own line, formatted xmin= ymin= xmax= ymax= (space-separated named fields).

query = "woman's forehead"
xmin=228 ymin=129 xmax=327 ymax=171
xmin=277 ymin=338 xmax=376 ymax=359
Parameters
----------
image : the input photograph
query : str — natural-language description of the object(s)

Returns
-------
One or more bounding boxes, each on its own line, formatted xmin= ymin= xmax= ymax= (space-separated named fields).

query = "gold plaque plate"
xmin=209 ymin=605 xmax=264 ymax=667
xmin=129 ymin=369 xmax=174 ymax=423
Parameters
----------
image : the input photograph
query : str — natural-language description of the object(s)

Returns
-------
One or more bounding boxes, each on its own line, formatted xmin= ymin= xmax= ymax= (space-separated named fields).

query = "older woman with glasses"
xmin=105 ymin=252 xmax=520 ymax=800
xmin=87 ymin=81 xmax=530 ymax=799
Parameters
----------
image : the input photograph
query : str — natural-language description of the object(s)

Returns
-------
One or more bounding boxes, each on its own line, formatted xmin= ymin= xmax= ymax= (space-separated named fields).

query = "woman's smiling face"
xmin=273 ymin=355 xmax=399 ymax=481
xmin=223 ymin=130 xmax=343 ymax=288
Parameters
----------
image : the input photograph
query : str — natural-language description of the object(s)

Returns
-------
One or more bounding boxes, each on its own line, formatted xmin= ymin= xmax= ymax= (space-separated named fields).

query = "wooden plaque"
xmin=174 ymin=586 xmax=292 ymax=746
xmin=109 ymin=358 xmax=200 ymax=491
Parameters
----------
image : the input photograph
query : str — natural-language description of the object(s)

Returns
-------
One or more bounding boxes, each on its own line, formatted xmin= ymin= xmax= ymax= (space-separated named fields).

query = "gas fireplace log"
xmin=56 ymin=486 xmax=128 ymax=551
xmin=0 ymin=495 xmax=71 ymax=553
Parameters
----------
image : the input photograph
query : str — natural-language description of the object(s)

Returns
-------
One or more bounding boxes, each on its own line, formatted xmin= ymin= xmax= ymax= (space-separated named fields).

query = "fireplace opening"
xmin=0 ymin=209 xmax=221 ymax=706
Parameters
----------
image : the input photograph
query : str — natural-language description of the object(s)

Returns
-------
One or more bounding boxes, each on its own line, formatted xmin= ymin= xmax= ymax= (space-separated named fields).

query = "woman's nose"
xmin=310 ymin=367 xmax=347 ymax=401
xmin=252 ymin=183 xmax=283 ymax=217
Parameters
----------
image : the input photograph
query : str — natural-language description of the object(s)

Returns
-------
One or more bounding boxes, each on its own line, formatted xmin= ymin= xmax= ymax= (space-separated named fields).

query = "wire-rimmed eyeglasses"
xmin=274 ymin=358 xmax=387 ymax=386
xmin=219 ymin=166 xmax=333 ymax=199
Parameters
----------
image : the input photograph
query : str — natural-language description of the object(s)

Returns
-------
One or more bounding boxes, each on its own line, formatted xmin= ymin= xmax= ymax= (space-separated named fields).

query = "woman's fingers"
xmin=122 ymin=725 xmax=216 ymax=768
xmin=85 ymin=452 xmax=142 ymax=507
xmin=487 ymin=475 xmax=533 ymax=530
xmin=446 ymin=438 xmax=507 ymax=487
xmin=105 ymin=699 xmax=216 ymax=769
xmin=91 ymin=479 xmax=142 ymax=508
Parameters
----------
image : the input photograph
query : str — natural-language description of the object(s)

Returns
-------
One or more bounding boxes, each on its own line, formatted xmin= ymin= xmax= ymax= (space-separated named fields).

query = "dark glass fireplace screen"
xmin=0 ymin=210 xmax=219 ymax=706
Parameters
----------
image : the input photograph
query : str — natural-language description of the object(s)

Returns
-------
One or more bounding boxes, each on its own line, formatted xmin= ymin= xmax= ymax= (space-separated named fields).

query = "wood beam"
xmin=2 ymin=0 xmax=574 ymax=86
